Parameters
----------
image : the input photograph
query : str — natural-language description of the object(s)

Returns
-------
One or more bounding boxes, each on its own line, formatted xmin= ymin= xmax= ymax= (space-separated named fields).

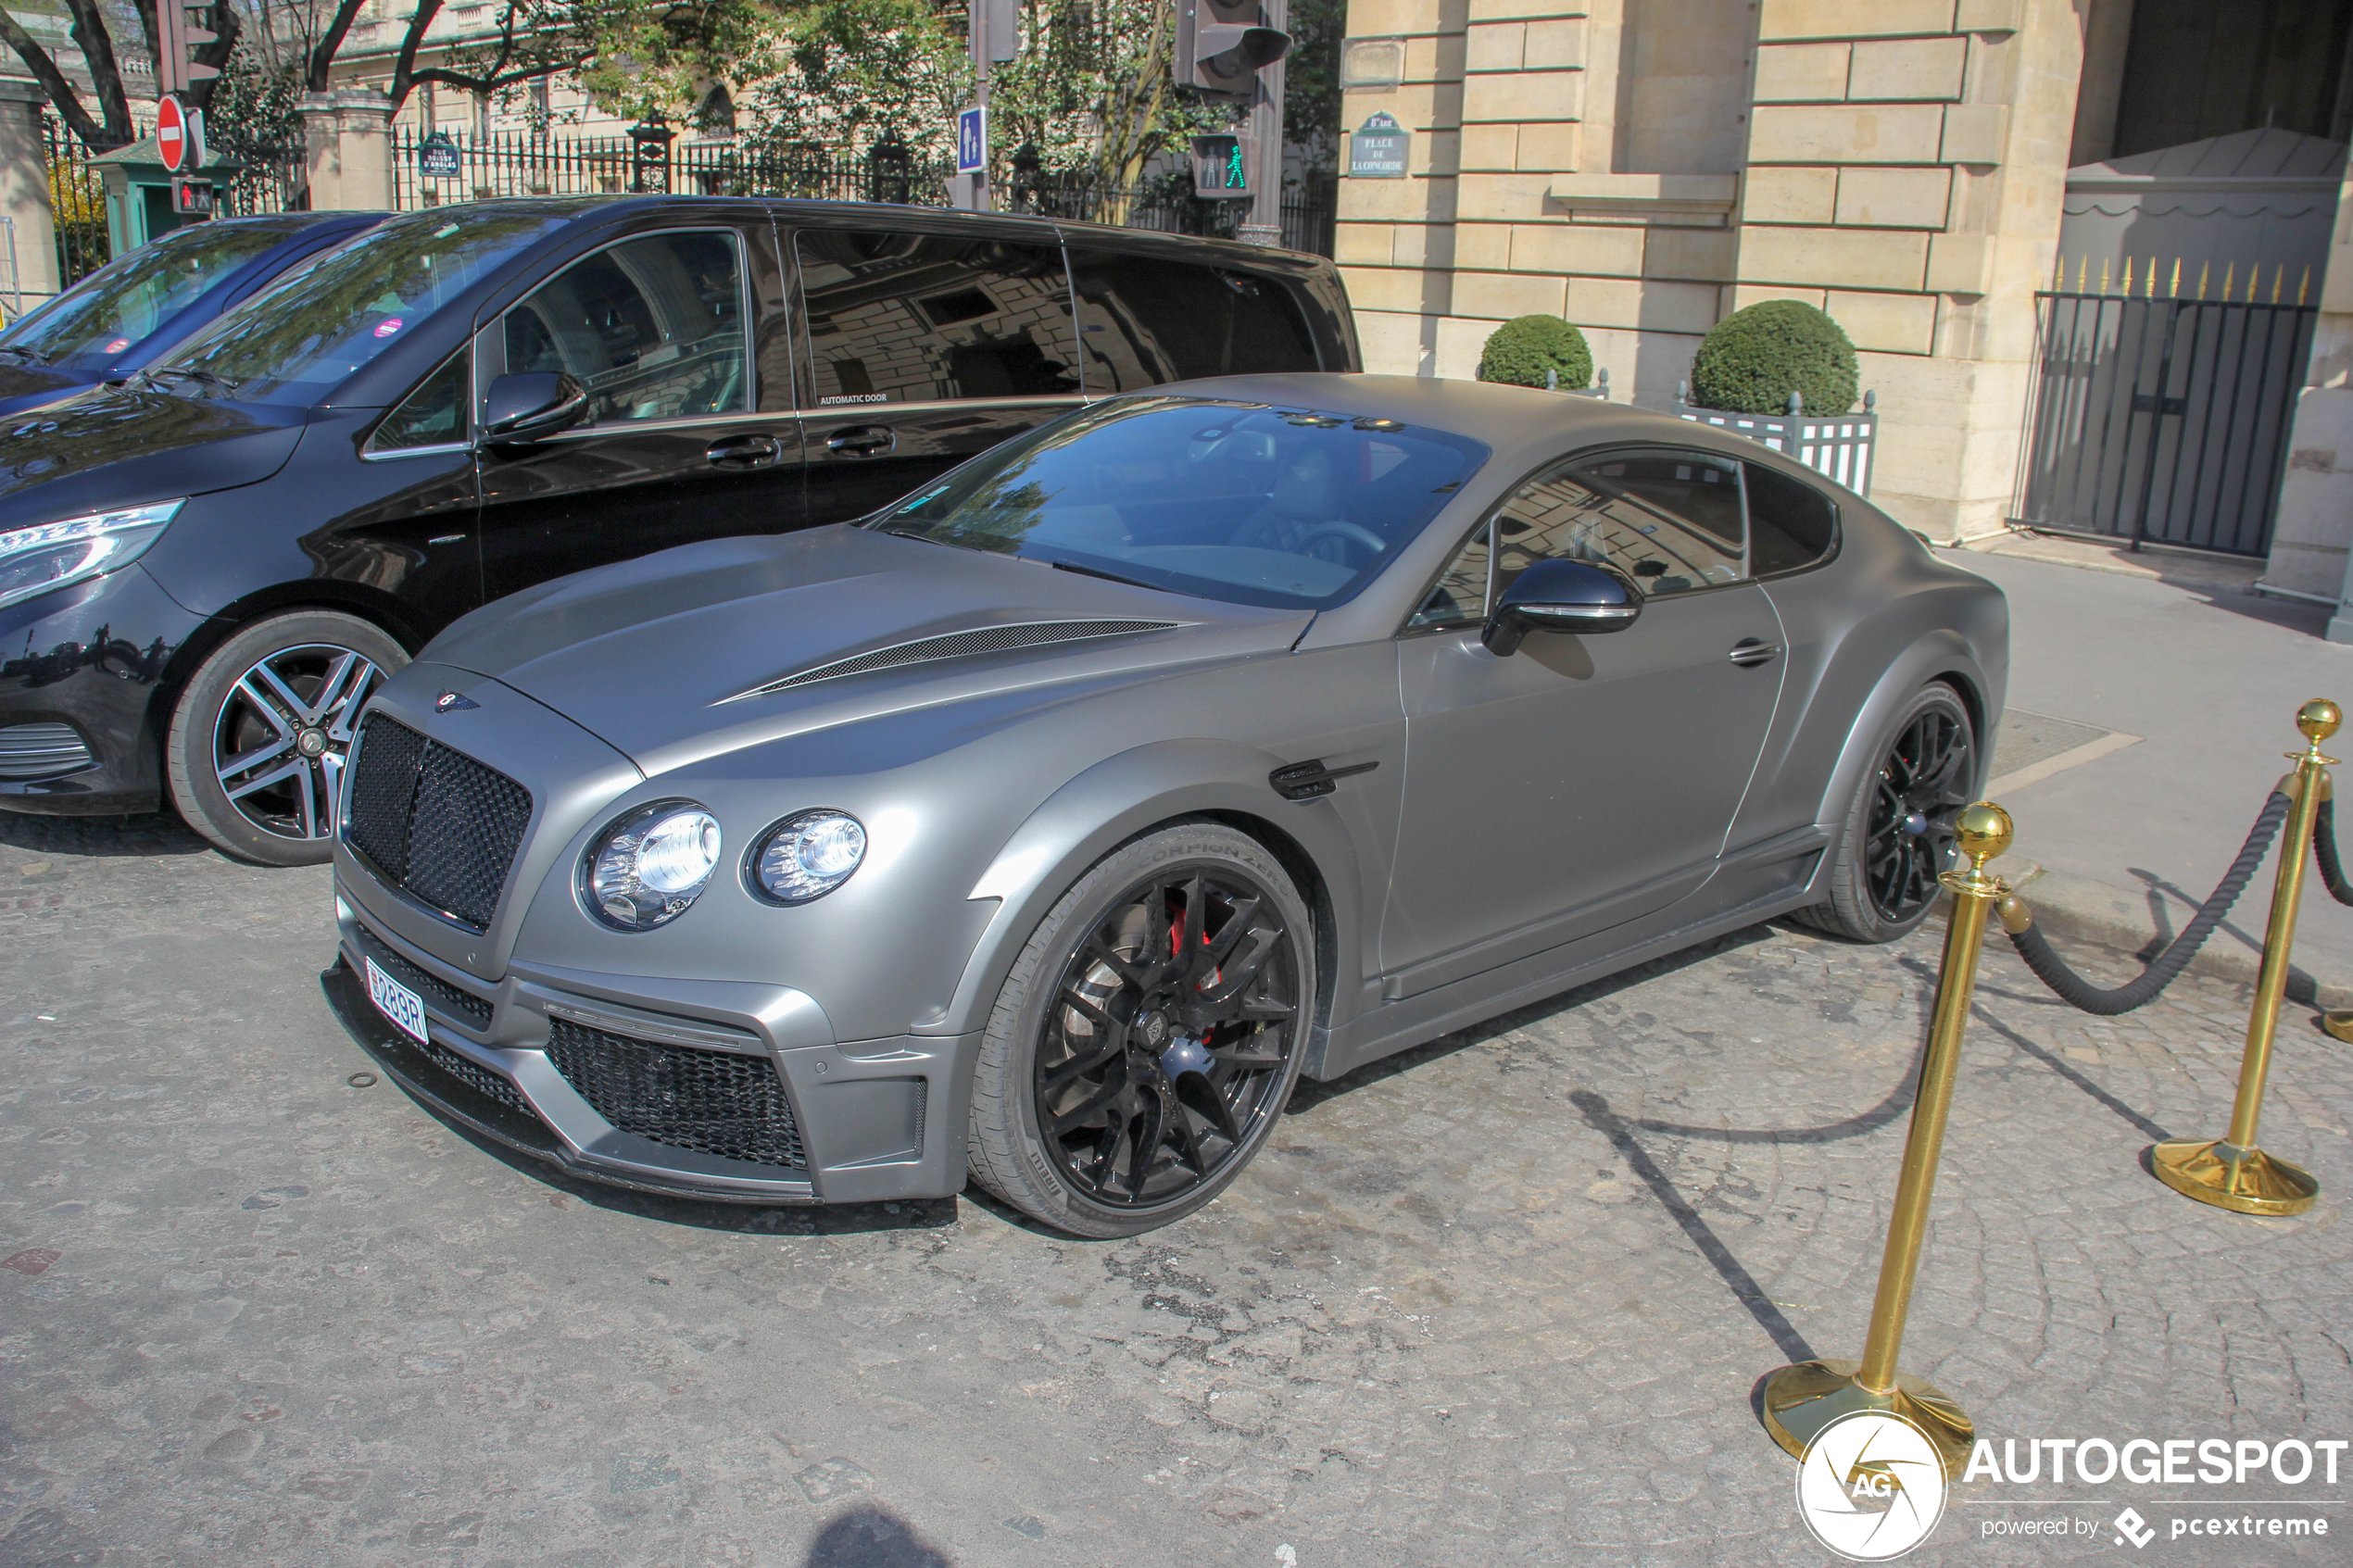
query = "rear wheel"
xmin=1795 ymin=684 xmax=1977 ymax=943
xmin=966 ymin=822 xmax=1314 ymax=1238
xmin=166 ymin=609 xmax=406 ymax=867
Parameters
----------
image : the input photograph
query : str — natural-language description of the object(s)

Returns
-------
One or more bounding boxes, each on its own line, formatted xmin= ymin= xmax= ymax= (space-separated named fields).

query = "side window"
xmin=1065 ymin=250 xmax=1321 ymax=392
xmin=795 ymin=229 xmax=1081 ymax=406
xmin=1492 ymin=450 xmax=1744 ymax=599
xmin=370 ymin=351 xmax=468 ymax=452
xmin=1745 ymin=462 xmax=1840 ymax=575
xmin=1407 ymin=521 xmax=1490 ymax=630
xmin=501 ymin=230 xmax=747 ymax=425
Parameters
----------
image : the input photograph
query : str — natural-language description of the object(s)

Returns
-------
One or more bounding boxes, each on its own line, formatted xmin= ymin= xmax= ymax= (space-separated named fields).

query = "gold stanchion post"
xmin=1761 ymin=802 xmax=2013 ymax=1479
xmin=2148 ymin=699 xmax=2338 ymax=1216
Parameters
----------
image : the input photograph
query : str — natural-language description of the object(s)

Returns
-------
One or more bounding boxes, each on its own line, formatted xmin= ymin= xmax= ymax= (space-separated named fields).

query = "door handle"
xmin=826 ymin=425 xmax=896 ymax=458
xmin=1728 ymin=638 xmax=1781 ymax=668
xmin=706 ymin=433 xmax=781 ymax=468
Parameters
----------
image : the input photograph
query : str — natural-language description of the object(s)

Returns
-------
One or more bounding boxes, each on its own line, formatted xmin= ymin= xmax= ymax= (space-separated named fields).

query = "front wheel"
xmin=965 ymin=822 xmax=1315 ymax=1238
xmin=165 ymin=609 xmax=407 ymax=867
xmin=1795 ymin=683 xmax=1978 ymax=943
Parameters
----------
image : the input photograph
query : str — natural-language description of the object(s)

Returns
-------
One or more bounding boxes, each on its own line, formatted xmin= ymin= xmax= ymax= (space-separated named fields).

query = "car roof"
xmin=1145 ymin=372 xmax=1841 ymax=483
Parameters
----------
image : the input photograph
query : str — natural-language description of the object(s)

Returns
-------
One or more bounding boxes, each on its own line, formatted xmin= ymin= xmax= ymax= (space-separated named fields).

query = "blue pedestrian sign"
xmin=956 ymin=107 xmax=987 ymax=175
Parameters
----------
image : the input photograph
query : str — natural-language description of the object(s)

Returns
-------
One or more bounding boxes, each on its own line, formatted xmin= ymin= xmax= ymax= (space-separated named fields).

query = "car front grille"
xmin=544 ymin=1019 xmax=806 ymax=1170
xmin=0 ymin=721 xmax=94 ymax=779
xmin=356 ymin=931 xmax=494 ymax=1029
xmin=420 ymin=1038 xmax=528 ymax=1114
xmin=346 ymin=714 xmax=532 ymax=930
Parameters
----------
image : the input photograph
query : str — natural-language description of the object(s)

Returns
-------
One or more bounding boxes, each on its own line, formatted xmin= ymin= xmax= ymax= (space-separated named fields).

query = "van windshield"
xmin=149 ymin=209 xmax=565 ymax=407
xmin=0 ymin=221 xmax=294 ymax=370
xmin=871 ymin=396 xmax=1486 ymax=610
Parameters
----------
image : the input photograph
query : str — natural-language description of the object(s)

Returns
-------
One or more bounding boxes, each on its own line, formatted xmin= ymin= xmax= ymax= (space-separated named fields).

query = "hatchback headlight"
xmin=0 ymin=499 xmax=184 ymax=612
xmin=583 ymin=802 xmax=722 ymax=931
xmin=749 ymin=809 xmax=867 ymax=905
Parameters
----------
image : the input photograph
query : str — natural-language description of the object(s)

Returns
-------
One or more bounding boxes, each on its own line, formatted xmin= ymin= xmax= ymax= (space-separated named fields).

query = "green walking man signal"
xmin=1191 ymin=133 xmax=1252 ymax=198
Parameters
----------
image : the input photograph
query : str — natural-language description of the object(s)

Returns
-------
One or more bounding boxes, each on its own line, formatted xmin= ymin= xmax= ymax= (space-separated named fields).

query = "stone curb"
xmin=1941 ymin=859 xmax=2353 ymax=1011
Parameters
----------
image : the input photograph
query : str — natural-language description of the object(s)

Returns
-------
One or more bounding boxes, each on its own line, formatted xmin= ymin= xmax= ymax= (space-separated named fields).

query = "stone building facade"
xmin=1331 ymin=0 xmax=2353 ymax=568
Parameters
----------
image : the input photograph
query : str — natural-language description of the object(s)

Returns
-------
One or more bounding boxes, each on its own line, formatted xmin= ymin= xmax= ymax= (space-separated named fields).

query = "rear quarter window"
xmin=1744 ymin=463 xmax=1841 ymax=576
xmin=1066 ymin=251 xmax=1321 ymax=391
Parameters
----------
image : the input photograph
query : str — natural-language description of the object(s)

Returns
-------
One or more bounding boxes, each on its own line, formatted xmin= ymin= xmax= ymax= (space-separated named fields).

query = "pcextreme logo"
xmin=1794 ymin=1411 xmax=1950 ymax=1561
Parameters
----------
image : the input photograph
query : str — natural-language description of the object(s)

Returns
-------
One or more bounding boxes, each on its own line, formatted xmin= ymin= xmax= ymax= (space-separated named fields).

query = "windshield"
xmin=0 ymin=222 xmax=296 ymax=370
xmin=151 ymin=209 xmax=567 ymax=407
xmin=870 ymin=397 xmax=1485 ymax=610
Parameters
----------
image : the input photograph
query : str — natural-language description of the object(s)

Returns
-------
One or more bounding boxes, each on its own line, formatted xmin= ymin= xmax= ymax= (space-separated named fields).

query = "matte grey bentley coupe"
xmin=321 ymin=374 xmax=2007 ymax=1236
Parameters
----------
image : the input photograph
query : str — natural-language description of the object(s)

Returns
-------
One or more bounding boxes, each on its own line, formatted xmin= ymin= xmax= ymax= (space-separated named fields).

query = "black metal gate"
xmin=2012 ymin=289 xmax=2319 ymax=557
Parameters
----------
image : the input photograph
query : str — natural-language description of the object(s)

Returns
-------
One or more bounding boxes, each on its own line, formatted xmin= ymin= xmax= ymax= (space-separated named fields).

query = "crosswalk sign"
xmin=956 ymin=107 xmax=987 ymax=175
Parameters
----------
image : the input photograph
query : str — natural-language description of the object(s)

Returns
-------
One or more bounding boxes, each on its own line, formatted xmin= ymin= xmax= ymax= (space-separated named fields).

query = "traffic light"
xmin=1190 ymin=133 xmax=1252 ymax=198
xmin=1176 ymin=0 xmax=1289 ymax=97
xmin=156 ymin=3 xmax=220 ymax=97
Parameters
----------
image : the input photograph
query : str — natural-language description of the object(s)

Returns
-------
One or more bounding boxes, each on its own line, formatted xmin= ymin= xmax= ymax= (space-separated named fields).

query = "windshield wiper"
xmin=1044 ymin=558 xmax=1162 ymax=592
xmin=0 ymin=344 xmax=50 ymax=365
xmin=138 ymin=365 xmax=238 ymax=393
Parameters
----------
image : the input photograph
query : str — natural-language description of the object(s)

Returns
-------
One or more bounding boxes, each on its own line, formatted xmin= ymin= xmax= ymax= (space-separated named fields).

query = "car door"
xmin=789 ymin=224 xmax=1087 ymax=524
xmin=1378 ymin=446 xmax=1787 ymax=998
xmin=474 ymin=220 xmax=803 ymax=601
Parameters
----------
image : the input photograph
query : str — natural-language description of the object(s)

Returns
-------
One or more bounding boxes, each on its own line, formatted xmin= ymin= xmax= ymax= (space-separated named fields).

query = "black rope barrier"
xmin=2314 ymin=797 xmax=2353 ymax=907
xmin=2002 ymin=791 xmax=2293 ymax=1016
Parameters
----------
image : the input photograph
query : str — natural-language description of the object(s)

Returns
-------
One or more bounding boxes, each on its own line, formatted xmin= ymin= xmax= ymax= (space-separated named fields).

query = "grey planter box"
xmin=1672 ymin=388 xmax=1878 ymax=496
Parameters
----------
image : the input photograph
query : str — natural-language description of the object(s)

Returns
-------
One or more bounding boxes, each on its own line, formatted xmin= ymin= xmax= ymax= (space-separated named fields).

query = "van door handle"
xmin=706 ymin=433 xmax=781 ymax=468
xmin=1728 ymin=638 xmax=1781 ymax=668
xmin=826 ymin=425 xmax=896 ymax=458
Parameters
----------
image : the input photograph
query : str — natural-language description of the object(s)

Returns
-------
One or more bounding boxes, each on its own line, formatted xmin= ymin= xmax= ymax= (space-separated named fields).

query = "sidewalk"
xmin=1949 ymin=533 xmax=2353 ymax=1003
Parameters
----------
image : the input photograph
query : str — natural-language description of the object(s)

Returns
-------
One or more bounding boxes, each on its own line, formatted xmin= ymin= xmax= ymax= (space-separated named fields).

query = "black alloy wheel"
xmin=966 ymin=822 xmax=1315 ymax=1237
xmin=1865 ymin=703 xmax=1973 ymax=923
xmin=167 ymin=608 xmax=409 ymax=867
xmin=1795 ymin=683 xmax=1977 ymax=944
xmin=1038 ymin=866 xmax=1301 ymax=1207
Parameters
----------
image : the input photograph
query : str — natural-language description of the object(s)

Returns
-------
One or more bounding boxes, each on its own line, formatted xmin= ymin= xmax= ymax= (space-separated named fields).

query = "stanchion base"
xmin=2149 ymin=1138 xmax=2317 ymax=1215
xmin=1760 ymin=1359 xmax=1974 ymax=1476
xmin=2322 ymin=1010 xmax=2353 ymax=1045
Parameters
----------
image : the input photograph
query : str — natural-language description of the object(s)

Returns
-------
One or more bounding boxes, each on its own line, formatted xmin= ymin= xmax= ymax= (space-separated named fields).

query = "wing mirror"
xmin=482 ymin=371 xmax=588 ymax=444
xmin=1481 ymin=557 xmax=1642 ymax=656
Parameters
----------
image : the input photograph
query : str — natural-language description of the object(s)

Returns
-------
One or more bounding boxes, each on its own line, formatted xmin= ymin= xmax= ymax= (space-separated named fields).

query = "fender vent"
xmin=721 ymin=619 xmax=1180 ymax=703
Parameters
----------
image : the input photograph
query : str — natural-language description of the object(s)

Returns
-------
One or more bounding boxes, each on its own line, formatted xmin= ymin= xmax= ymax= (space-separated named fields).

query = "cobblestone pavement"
xmin=4 ymin=814 xmax=2351 ymax=1567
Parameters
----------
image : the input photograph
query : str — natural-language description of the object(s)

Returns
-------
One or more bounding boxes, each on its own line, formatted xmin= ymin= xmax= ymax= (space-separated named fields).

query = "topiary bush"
xmin=1478 ymin=314 xmax=1592 ymax=390
xmin=1688 ymin=300 xmax=1858 ymax=415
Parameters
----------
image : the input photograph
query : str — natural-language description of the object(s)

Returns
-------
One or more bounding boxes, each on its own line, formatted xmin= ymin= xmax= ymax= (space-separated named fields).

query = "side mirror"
xmin=482 ymin=371 xmax=588 ymax=444
xmin=1481 ymin=557 xmax=1641 ymax=656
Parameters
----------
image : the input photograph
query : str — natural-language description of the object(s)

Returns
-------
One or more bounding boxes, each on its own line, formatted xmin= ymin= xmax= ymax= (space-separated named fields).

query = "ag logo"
xmin=1793 ymin=1411 xmax=1948 ymax=1561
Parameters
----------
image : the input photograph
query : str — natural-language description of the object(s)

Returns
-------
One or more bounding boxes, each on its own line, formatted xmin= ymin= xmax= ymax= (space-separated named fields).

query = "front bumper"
xmin=323 ymin=895 xmax=982 ymax=1207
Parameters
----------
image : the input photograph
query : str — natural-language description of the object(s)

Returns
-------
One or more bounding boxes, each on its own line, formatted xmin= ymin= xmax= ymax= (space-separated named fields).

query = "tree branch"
xmin=306 ymin=0 xmax=372 ymax=93
xmin=0 ymin=7 xmax=110 ymax=147
xmin=61 ymin=0 xmax=135 ymax=145
xmin=386 ymin=0 xmax=448 ymax=110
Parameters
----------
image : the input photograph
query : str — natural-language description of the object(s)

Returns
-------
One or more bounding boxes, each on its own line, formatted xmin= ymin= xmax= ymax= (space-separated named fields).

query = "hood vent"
xmin=720 ymin=619 xmax=1181 ymax=704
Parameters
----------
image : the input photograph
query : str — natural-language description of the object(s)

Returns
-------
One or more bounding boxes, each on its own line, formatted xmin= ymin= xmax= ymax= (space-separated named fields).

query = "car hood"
xmin=0 ymin=360 xmax=96 ymax=418
xmin=427 ymin=525 xmax=1315 ymax=774
xmin=0 ymin=386 xmax=307 ymax=521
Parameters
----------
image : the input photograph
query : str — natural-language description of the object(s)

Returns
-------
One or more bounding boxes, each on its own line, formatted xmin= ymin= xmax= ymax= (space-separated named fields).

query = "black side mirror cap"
xmin=482 ymin=371 xmax=588 ymax=444
xmin=1481 ymin=557 xmax=1642 ymax=656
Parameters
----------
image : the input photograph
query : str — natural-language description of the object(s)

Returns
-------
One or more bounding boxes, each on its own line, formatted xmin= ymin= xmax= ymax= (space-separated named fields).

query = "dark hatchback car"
xmin=0 ymin=196 xmax=1355 ymax=861
xmin=0 ymin=211 xmax=383 ymax=417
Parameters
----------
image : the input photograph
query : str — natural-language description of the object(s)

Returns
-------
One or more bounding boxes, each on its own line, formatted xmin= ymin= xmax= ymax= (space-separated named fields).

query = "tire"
xmin=1794 ymin=683 xmax=1978 ymax=944
xmin=966 ymin=821 xmax=1315 ymax=1238
xmin=166 ymin=609 xmax=407 ymax=867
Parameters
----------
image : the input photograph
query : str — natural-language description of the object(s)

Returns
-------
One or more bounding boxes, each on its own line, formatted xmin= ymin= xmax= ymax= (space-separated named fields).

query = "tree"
xmin=0 ymin=1 xmax=242 ymax=148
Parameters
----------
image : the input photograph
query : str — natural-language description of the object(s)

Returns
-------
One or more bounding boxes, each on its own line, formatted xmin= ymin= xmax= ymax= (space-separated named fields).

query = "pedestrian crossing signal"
xmin=1191 ymin=133 xmax=1252 ymax=199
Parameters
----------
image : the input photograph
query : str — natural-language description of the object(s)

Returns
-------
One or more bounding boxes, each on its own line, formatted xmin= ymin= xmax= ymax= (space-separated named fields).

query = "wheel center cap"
xmin=1159 ymin=1035 xmax=1213 ymax=1080
xmin=296 ymin=728 xmax=328 ymax=759
xmin=1901 ymin=810 xmax=1929 ymax=836
xmin=1135 ymin=1010 xmax=1170 ymax=1051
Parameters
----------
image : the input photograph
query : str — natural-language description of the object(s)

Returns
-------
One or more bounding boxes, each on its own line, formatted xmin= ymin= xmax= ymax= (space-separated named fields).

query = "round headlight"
xmin=583 ymin=802 xmax=722 ymax=931
xmin=749 ymin=809 xmax=867 ymax=905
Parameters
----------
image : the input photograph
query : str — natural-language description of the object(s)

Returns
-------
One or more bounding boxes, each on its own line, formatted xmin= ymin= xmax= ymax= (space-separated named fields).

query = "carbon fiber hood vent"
xmin=719 ymin=619 xmax=1182 ymax=704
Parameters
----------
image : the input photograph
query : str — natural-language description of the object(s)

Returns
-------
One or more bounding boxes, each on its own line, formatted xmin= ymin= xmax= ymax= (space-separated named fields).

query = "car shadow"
xmin=804 ymin=1502 xmax=955 ymax=1566
xmin=0 ymin=808 xmax=214 ymax=859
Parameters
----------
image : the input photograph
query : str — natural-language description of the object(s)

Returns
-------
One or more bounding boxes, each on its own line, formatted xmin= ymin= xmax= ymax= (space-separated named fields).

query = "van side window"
xmin=1744 ymin=462 xmax=1840 ymax=575
xmin=1065 ymin=251 xmax=1321 ymax=392
xmin=371 ymin=350 xmax=468 ymax=452
xmin=502 ymin=230 xmax=747 ymax=425
xmin=795 ymin=230 xmax=1082 ymax=406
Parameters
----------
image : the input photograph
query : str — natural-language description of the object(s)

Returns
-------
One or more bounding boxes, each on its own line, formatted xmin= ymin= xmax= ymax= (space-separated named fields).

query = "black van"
xmin=0 ymin=197 xmax=1357 ymax=863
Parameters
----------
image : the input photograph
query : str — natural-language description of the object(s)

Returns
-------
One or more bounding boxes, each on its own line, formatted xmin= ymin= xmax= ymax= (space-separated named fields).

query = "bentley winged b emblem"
xmin=434 ymin=689 xmax=480 ymax=713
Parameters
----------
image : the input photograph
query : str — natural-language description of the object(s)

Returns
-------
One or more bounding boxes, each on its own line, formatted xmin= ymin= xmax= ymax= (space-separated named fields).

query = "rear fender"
xmin=1809 ymin=632 xmax=1995 ymax=873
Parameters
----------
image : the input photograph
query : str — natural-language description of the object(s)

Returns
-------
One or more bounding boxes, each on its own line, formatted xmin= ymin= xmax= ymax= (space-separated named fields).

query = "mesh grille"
xmin=0 ymin=722 xmax=95 ymax=780
xmin=545 ymin=1018 xmax=805 ymax=1170
xmin=359 ymin=935 xmax=493 ymax=1028
xmin=419 ymin=1038 xmax=527 ymax=1113
xmin=344 ymin=715 xmax=533 ymax=930
xmin=730 ymin=620 xmax=1178 ymax=700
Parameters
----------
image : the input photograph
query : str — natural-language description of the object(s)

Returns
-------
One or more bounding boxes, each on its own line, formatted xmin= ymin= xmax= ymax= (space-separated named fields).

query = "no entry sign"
xmin=157 ymin=94 xmax=188 ymax=173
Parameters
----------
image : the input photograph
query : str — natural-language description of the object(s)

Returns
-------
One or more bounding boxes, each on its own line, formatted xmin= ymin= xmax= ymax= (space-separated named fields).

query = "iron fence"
xmin=2013 ymin=289 xmax=2318 ymax=558
xmin=1006 ymin=169 xmax=1336 ymax=255
xmin=388 ymin=130 xmax=957 ymax=207
xmin=41 ymin=116 xmax=109 ymax=287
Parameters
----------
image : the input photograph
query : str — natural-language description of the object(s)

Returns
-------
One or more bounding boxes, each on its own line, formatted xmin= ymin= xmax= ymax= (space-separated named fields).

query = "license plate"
xmin=365 ymin=956 xmax=428 ymax=1045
